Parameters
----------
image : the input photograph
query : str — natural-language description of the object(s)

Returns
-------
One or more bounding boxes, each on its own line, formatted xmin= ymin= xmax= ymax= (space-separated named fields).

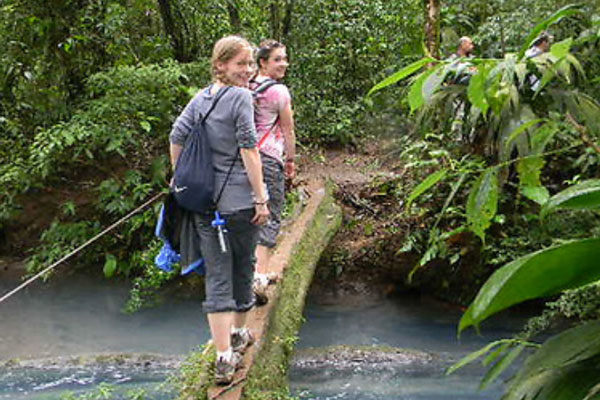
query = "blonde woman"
xmin=169 ymin=36 xmax=269 ymax=384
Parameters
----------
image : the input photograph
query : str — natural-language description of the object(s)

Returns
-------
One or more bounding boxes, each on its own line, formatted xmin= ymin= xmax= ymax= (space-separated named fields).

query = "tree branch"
xmin=567 ymin=112 xmax=600 ymax=155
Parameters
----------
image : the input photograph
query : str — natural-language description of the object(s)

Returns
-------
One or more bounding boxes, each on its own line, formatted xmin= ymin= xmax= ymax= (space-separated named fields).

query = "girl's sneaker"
xmin=231 ymin=328 xmax=254 ymax=354
xmin=214 ymin=351 xmax=242 ymax=385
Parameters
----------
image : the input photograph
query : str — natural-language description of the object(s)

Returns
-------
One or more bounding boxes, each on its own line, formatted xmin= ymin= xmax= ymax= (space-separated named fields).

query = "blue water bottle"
xmin=211 ymin=211 xmax=227 ymax=253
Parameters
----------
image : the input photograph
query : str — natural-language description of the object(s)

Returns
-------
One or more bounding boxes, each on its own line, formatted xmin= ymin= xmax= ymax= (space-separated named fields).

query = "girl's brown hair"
xmin=211 ymin=35 xmax=252 ymax=84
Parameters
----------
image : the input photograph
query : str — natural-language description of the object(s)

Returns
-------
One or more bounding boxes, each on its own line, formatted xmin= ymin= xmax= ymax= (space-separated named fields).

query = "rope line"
xmin=0 ymin=191 xmax=165 ymax=305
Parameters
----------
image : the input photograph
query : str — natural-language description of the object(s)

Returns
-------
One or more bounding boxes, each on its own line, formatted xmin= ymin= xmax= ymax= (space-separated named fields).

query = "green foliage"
xmin=405 ymin=168 xmax=448 ymax=209
xmin=541 ymin=179 xmax=600 ymax=219
xmin=9 ymin=60 xmax=207 ymax=289
xmin=27 ymin=220 xmax=102 ymax=275
xmin=124 ymin=239 xmax=178 ymax=313
xmin=518 ymin=4 xmax=582 ymax=58
xmin=1 ymin=60 xmax=193 ymax=221
xmin=367 ymin=58 xmax=436 ymax=97
xmin=374 ymin=4 xmax=600 ymax=268
xmin=172 ymin=343 xmax=215 ymax=400
xmin=466 ymin=169 xmax=499 ymax=242
xmin=504 ymin=322 xmax=600 ymax=400
xmin=287 ymin=0 xmax=422 ymax=143
xmin=459 ymin=237 xmax=600 ymax=333
xmin=0 ymin=0 xmax=170 ymax=136
xmin=451 ymin=182 xmax=600 ymax=397
xmin=381 ymin=9 xmax=600 ymax=396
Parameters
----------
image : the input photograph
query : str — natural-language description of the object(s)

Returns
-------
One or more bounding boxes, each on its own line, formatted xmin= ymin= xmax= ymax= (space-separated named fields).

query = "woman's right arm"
xmin=169 ymin=94 xmax=199 ymax=173
xmin=169 ymin=143 xmax=183 ymax=172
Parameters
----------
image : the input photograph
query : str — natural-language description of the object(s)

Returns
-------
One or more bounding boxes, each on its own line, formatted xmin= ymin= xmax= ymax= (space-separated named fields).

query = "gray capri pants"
xmin=258 ymin=154 xmax=285 ymax=249
xmin=193 ymin=208 xmax=258 ymax=313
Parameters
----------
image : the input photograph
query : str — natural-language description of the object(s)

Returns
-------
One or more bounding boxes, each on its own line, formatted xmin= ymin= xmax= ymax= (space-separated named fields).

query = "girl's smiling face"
xmin=218 ymin=47 xmax=253 ymax=87
xmin=261 ymin=47 xmax=289 ymax=80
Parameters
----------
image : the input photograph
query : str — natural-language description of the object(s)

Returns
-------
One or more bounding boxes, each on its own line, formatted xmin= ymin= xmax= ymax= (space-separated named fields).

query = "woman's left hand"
xmin=285 ymin=160 xmax=295 ymax=181
xmin=252 ymin=203 xmax=270 ymax=225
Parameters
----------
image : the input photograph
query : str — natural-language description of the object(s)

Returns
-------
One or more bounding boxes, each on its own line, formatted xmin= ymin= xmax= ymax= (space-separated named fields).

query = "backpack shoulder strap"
xmin=200 ymin=86 xmax=231 ymax=124
xmin=252 ymin=78 xmax=280 ymax=95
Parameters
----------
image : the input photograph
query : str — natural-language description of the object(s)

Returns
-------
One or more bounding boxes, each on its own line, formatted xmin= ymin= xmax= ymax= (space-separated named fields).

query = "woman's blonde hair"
xmin=211 ymin=35 xmax=252 ymax=84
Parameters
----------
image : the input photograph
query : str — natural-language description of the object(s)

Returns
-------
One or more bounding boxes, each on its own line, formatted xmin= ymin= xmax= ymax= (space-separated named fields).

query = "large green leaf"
xmin=513 ymin=121 xmax=557 ymax=205
xmin=550 ymin=38 xmax=573 ymax=59
xmin=517 ymin=157 xmax=545 ymax=188
xmin=505 ymin=119 xmax=547 ymax=148
xmin=499 ymin=106 xmax=537 ymax=163
xmin=504 ymin=356 xmax=600 ymax=400
xmin=406 ymin=168 xmax=447 ymax=209
xmin=466 ymin=169 xmax=498 ymax=242
xmin=422 ymin=65 xmax=449 ymax=104
xmin=518 ymin=5 xmax=582 ymax=59
xmin=521 ymin=185 xmax=550 ymax=205
xmin=504 ymin=322 xmax=600 ymax=400
xmin=541 ymin=179 xmax=600 ymax=220
xmin=467 ymin=64 xmax=490 ymax=116
xmin=459 ymin=238 xmax=600 ymax=333
xmin=408 ymin=68 xmax=436 ymax=112
xmin=367 ymin=58 xmax=435 ymax=97
xmin=520 ymin=321 xmax=600 ymax=374
xmin=486 ymin=74 xmax=510 ymax=117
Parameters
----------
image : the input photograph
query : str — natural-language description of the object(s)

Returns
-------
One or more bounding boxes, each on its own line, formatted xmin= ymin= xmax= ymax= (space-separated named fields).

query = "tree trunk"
xmin=423 ymin=0 xmax=441 ymax=59
xmin=156 ymin=0 xmax=197 ymax=62
xmin=226 ymin=0 xmax=241 ymax=32
xmin=281 ymin=0 xmax=295 ymax=42
xmin=270 ymin=0 xmax=281 ymax=41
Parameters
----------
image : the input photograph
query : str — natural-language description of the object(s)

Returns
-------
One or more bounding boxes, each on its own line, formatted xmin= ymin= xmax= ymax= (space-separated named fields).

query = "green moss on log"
xmin=243 ymin=183 xmax=342 ymax=399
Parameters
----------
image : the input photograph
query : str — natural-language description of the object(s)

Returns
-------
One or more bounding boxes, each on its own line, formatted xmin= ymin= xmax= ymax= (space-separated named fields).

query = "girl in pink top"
xmin=250 ymin=40 xmax=296 ymax=296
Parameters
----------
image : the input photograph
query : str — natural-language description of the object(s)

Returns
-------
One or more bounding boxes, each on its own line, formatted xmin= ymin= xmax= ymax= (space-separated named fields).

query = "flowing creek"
xmin=0 ymin=268 xmax=532 ymax=399
xmin=289 ymin=295 xmax=531 ymax=400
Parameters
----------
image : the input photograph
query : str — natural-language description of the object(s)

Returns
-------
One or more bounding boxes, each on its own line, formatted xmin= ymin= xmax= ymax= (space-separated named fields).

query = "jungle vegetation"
xmin=370 ymin=3 xmax=600 ymax=399
xmin=1 ymin=1 xmax=600 ymax=399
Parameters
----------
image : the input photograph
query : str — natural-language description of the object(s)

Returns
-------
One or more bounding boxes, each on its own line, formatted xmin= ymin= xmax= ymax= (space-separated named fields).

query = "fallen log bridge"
xmin=177 ymin=180 xmax=342 ymax=400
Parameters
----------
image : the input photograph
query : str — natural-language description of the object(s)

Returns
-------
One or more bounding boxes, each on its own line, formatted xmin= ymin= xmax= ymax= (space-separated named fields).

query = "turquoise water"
xmin=289 ymin=295 xmax=532 ymax=400
xmin=0 ymin=269 xmax=204 ymax=399
xmin=0 ymin=270 xmax=532 ymax=399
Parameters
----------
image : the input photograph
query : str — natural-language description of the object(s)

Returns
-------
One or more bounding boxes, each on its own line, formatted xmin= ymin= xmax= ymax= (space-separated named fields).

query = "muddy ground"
xmin=297 ymin=141 xmax=481 ymax=307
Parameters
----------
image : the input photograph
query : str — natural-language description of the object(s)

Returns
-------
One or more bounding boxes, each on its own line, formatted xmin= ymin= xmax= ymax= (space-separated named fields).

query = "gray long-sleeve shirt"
xmin=170 ymin=86 xmax=258 ymax=213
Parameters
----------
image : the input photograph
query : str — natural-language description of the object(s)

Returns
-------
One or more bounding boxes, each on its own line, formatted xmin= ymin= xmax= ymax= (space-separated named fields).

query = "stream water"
xmin=0 ymin=268 xmax=532 ymax=399
xmin=289 ymin=295 xmax=531 ymax=400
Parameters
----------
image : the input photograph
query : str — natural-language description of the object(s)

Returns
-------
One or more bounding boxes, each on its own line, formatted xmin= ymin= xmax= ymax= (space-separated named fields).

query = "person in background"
xmin=525 ymin=32 xmax=553 ymax=91
xmin=249 ymin=39 xmax=296 ymax=301
xmin=448 ymin=36 xmax=476 ymax=85
xmin=447 ymin=36 xmax=477 ymax=135
xmin=450 ymin=36 xmax=475 ymax=59
xmin=526 ymin=31 xmax=552 ymax=58
xmin=169 ymin=35 xmax=269 ymax=385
